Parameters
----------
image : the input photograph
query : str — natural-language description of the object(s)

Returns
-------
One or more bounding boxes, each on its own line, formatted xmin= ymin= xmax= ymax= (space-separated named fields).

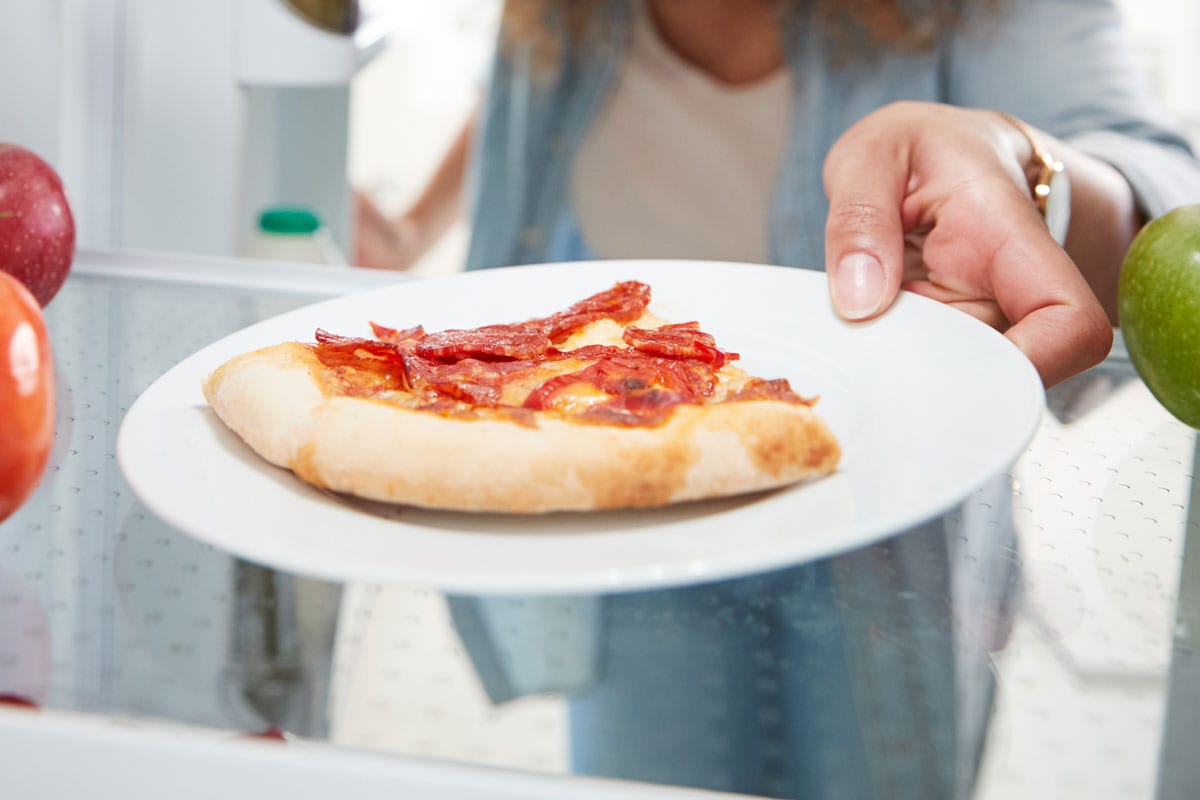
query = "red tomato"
xmin=0 ymin=271 xmax=54 ymax=522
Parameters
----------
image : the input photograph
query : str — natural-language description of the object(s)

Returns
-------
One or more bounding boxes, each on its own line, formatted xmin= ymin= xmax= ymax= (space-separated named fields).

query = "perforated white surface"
xmin=975 ymin=369 xmax=1196 ymax=800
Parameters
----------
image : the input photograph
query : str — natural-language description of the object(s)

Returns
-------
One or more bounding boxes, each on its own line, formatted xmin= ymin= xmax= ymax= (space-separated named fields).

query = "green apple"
xmin=1118 ymin=204 xmax=1200 ymax=428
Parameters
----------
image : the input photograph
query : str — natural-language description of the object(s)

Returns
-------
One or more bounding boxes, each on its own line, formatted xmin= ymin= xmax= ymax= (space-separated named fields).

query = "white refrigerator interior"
xmin=0 ymin=0 xmax=395 ymax=259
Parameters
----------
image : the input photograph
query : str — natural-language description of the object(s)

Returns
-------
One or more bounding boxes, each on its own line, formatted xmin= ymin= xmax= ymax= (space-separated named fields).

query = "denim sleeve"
xmin=945 ymin=0 xmax=1200 ymax=216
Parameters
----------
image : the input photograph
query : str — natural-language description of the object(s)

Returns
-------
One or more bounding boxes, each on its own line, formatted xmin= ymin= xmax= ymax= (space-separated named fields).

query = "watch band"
xmin=996 ymin=110 xmax=1066 ymax=225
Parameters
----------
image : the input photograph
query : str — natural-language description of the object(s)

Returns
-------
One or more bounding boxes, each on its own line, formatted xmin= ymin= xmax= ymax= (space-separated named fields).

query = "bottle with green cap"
xmin=245 ymin=206 xmax=344 ymax=265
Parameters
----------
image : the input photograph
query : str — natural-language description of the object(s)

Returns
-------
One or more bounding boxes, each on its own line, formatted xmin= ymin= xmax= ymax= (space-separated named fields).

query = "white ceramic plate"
xmin=117 ymin=260 xmax=1044 ymax=594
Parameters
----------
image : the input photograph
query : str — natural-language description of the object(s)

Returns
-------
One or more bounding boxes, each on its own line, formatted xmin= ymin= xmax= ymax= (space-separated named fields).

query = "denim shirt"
xmin=465 ymin=0 xmax=1200 ymax=272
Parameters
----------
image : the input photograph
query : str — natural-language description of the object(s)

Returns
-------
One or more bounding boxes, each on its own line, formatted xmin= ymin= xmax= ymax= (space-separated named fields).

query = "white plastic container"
xmin=244 ymin=206 xmax=345 ymax=265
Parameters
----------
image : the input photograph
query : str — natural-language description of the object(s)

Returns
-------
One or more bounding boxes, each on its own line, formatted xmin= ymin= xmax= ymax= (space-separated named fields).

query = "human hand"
xmin=352 ymin=191 xmax=423 ymax=271
xmin=822 ymin=101 xmax=1112 ymax=387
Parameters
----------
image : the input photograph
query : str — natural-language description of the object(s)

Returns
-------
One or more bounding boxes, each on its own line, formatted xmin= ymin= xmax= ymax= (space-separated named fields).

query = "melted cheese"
xmin=537 ymin=382 xmax=612 ymax=414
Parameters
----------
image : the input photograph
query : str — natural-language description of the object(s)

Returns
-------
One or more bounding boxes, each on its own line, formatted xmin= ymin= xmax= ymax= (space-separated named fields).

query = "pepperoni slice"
xmin=522 ymin=354 xmax=718 ymax=411
xmin=312 ymin=330 xmax=410 ymax=391
xmin=415 ymin=324 xmax=551 ymax=362
xmin=411 ymin=357 xmax=543 ymax=407
xmin=370 ymin=322 xmax=424 ymax=344
xmin=623 ymin=325 xmax=736 ymax=368
xmin=540 ymin=281 xmax=652 ymax=342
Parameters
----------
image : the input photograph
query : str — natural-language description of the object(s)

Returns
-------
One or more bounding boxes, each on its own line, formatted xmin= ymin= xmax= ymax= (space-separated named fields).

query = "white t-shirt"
xmin=570 ymin=1 xmax=791 ymax=263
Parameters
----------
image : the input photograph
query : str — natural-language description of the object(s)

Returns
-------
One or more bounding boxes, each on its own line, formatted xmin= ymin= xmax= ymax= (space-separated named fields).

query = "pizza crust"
xmin=203 ymin=342 xmax=841 ymax=514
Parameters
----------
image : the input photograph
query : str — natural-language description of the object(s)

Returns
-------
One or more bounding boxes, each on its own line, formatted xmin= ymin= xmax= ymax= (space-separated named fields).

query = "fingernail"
xmin=832 ymin=253 xmax=885 ymax=320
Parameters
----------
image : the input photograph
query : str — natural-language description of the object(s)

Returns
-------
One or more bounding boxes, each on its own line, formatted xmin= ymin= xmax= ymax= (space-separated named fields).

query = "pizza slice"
xmin=202 ymin=280 xmax=840 ymax=513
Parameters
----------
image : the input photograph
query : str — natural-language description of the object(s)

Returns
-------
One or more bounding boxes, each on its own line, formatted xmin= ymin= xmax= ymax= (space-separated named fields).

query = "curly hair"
xmin=500 ymin=0 xmax=1004 ymax=68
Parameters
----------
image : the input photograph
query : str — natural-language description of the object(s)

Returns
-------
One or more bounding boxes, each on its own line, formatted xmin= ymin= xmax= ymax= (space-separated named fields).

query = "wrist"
xmin=995 ymin=111 xmax=1072 ymax=245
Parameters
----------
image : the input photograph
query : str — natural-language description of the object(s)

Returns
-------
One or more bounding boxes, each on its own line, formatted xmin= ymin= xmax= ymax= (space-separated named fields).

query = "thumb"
xmin=823 ymin=154 xmax=907 ymax=321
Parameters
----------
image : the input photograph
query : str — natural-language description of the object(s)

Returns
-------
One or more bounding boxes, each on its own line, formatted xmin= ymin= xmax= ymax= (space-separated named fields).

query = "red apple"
xmin=0 ymin=144 xmax=76 ymax=306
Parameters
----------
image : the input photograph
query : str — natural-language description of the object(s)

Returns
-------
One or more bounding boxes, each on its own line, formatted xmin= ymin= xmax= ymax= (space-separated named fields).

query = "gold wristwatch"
xmin=998 ymin=111 xmax=1071 ymax=245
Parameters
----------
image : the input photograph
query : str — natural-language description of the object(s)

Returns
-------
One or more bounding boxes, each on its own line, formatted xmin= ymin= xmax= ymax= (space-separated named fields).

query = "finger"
xmin=823 ymin=135 xmax=909 ymax=321
xmin=947 ymin=300 xmax=1009 ymax=332
xmin=990 ymin=234 xmax=1113 ymax=386
xmin=915 ymin=178 xmax=1112 ymax=385
xmin=901 ymin=280 xmax=1010 ymax=331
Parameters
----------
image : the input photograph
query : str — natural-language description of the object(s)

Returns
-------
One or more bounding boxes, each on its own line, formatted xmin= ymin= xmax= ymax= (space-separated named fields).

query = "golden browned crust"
xmin=202 ymin=341 xmax=841 ymax=514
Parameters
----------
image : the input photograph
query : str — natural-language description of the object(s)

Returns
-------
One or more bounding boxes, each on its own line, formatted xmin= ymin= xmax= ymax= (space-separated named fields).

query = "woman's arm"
xmin=354 ymin=105 xmax=479 ymax=271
